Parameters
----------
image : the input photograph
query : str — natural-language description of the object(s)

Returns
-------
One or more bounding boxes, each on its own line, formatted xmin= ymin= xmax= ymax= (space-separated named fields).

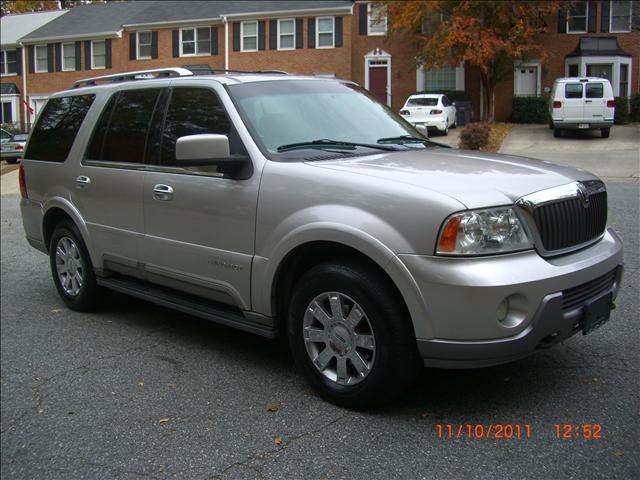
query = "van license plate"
xmin=578 ymin=123 xmax=589 ymax=129
xmin=582 ymin=293 xmax=612 ymax=335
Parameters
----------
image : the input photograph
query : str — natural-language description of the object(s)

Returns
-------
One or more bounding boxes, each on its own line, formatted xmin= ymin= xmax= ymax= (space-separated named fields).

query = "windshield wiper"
xmin=276 ymin=138 xmax=398 ymax=153
xmin=377 ymin=135 xmax=449 ymax=148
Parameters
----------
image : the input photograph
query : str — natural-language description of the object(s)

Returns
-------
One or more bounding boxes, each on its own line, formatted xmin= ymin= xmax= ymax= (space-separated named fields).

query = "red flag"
xmin=23 ymin=99 xmax=34 ymax=115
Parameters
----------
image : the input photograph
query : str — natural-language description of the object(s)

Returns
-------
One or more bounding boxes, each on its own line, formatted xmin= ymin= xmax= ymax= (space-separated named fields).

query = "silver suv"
xmin=19 ymin=68 xmax=623 ymax=408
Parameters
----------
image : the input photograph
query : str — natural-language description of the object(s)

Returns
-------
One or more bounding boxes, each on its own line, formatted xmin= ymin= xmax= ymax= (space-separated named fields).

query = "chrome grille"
xmin=562 ymin=268 xmax=617 ymax=312
xmin=533 ymin=191 xmax=607 ymax=251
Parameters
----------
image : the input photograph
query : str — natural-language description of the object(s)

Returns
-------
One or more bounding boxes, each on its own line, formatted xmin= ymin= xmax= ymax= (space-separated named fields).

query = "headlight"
xmin=436 ymin=207 xmax=532 ymax=255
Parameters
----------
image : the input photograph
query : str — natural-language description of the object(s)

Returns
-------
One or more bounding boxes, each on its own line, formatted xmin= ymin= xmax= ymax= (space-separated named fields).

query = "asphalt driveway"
xmin=499 ymin=124 xmax=640 ymax=182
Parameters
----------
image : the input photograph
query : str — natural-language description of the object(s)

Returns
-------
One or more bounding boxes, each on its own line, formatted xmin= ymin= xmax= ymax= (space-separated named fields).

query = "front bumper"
xmin=393 ymin=228 xmax=623 ymax=368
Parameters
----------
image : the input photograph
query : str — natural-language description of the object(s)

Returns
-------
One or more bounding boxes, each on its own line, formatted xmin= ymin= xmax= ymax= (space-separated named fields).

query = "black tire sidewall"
xmin=49 ymin=221 xmax=101 ymax=311
xmin=287 ymin=262 xmax=419 ymax=408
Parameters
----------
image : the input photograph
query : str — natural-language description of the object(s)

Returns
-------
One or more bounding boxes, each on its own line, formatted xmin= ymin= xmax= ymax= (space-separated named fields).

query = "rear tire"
xmin=553 ymin=128 xmax=562 ymax=138
xmin=601 ymin=128 xmax=610 ymax=138
xmin=49 ymin=220 xmax=108 ymax=311
xmin=5 ymin=158 xmax=18 ymax=164
xmin=287 ymin=261 xmax=421 ymax=409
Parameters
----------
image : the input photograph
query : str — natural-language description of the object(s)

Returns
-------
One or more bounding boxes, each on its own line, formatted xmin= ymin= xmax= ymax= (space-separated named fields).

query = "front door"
xmin=515 ymin=66 xmax=537 ymax=96
xmin=141 ymin=83 xmax=257 ymax=310
xmin=369 ymin=62 xmax=388 ymax=105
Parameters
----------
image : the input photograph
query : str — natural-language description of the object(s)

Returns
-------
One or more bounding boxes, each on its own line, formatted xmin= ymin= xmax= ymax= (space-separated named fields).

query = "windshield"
xmin=407 ymin=97 xmax=438 ymax=106
xmin=227 ymin=80 xmax=426 ymax=160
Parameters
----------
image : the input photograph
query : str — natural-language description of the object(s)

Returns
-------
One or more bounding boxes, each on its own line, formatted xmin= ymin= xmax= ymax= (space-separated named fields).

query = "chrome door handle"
xmin=585 ymin=100 xmax=592 ymax=103
xmin=153 ymin=184 xmax=174 ymax=201
xmin=76 ymin=175 xmax=91 ymax=188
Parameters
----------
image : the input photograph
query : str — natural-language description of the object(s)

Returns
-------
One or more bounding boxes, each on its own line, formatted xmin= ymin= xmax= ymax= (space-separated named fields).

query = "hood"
xmin=307 ymin=147 xmax=599 ymax=209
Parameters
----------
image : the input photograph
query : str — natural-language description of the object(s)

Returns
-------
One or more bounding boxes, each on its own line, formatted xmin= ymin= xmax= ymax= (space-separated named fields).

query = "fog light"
xmin=496 ymin=294 xmax=528 ymax=328
xmin=497 ymin=298 xmax=509 ymax=322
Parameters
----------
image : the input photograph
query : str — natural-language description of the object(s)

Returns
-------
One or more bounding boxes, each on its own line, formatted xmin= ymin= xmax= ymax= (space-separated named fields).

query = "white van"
xmin=549 ymin=77 xmax=615 ymax=138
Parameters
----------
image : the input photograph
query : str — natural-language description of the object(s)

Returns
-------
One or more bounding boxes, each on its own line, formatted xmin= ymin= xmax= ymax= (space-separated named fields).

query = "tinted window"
xmin=407 ymin=97 xmax=438 ymax=107
xmin=585 ymin=83 xmax=604 ymax=98
xmin=105 ymin=89 xmax=161 ymax=163
xmin=25 ymin=94 xmax=94 ymax=162
xmin=565 ymin=83 xmax=583 ymax=99
xmin=160 ymin=88 xmax=231 ymax=165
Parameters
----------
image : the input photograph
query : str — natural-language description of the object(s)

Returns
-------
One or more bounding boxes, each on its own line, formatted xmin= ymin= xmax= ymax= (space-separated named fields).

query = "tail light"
xmin=15 ymin=145 xmax=23 ymax=151
xmin=19 ymin=165 xmax=28 ymax=199
xmin=430 ymin=109 xmax=443 ymax=115
xmin=606 ymin=100 xmax=615 ymax=108
xmin=553 ymin=101 xmax=562 ymax=108
xmin=400 ymin=109 xmax=410 ymax=115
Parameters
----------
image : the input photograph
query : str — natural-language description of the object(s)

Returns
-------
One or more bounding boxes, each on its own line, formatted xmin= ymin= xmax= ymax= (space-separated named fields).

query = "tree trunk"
xmin=479 ymin=71 xmax=495 ymax=122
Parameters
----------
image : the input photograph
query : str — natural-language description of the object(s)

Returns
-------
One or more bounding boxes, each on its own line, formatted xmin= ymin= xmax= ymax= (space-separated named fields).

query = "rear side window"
xmin=25 ymin=94 xmax=94 ymax=162
xmin=86 ymin=88 xmax=161 ymax=163
xmin=565 ymin=83 xmax=583 ymax=99
xmin=585 ymin=83 xmax=604 ymax=98
xmin=160 ymin=87 xmax=231 ymax=165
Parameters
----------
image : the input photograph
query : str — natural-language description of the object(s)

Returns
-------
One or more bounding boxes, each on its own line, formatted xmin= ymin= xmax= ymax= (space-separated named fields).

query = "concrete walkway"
xmin=0 ymin=169 xmax=19 ymax=196
xmin=499 ymin=124 xmax=640 ymax=182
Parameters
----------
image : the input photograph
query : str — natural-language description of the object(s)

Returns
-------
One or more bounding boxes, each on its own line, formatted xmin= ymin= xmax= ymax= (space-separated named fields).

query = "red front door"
xmin=369 ymin=66 xmax=388 ymax=105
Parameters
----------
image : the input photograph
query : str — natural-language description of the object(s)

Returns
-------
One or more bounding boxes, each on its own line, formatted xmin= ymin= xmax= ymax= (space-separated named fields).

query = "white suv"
xmin=549 ymin=77 xmax=615 ymax=138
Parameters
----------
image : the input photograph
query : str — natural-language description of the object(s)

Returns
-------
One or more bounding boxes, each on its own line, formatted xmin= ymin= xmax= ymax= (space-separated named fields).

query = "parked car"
xmin=549 ymin=77 xmax=615 ymax=138
xmin=19 ymin=68 xmax=623 ymax=409
xmin=1 ymin=133 xmax=28 ymax=164
xmin=399 ymin=93 xmax=456 ymax=135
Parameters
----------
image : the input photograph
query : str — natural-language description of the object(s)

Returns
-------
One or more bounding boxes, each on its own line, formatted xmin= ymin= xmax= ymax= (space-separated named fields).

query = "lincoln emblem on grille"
xmin=576 ymin=183 xmax=590 ymax=208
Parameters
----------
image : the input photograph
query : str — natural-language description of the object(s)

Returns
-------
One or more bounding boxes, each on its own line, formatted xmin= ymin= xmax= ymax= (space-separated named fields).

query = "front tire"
xmin=287 ymin=262 xmax=421 ymax=409
xmin=49 ymin=220 xmax=107 ymax=311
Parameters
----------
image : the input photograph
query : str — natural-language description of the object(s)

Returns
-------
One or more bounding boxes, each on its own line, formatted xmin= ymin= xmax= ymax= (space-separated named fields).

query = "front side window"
xmin=610 ymin=0 xmax=632 ymax=32
xmin=1 ymin=50 xmax=18 ymax=75
xmin=160 ymin=88 xmax=231 ymax=165
xmin=585 ymin=83 xmax=604 ymax=98
xmin=25 ymin=94 xmax=95 ymax=162
xmin=35 ymin=45 xmax=48 ymax=72
xmin=137 ymin=31 xmax=152 ymax=59
xmin=317 ymin=17 xmax=335 ymax=48
xmin=368 ymin=2 xmax=387 ymax=35
xmin=91 ymin=40 xmax=106 ymax=69
xmin=567 ymin=1 xmax=588 ymax=33
xmin=278 ymin=19 xmax=295 ymax=50
xmin=565 ymin=83 xmax=583 ymax=99
xmin=228 ymin=80 xmax=422 ymax=159
xmin=86 ymin=89 xmax=161 ymax=163
xmin=241 ymin=21 xmax=258 ymax=52
xmin=62 ymin=43 xmax=75 ymax=71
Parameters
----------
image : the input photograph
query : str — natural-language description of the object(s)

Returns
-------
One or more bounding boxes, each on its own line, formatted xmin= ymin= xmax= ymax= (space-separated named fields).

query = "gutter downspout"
xmin=223 ymin=16 xmax=229 ymax=70
xmin=20 ymin=43 xmax=28 ymax=131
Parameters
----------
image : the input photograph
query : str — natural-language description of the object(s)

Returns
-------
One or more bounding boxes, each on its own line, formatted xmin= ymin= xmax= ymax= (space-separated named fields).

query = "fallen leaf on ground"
xmin=613 ymin=450 xmax=624 ymax=457
xmin=266 ymin=402 xmax=280 ymax=412
xmin=51 ymin=309 xmax=62 ymax=313
xmin=274 ymin=436 xmax=283 ymax=446
xmin=420 ymin=412 xmax=430 ymax=417
xmin=137 ymin=381 xmax=144 ymax=386
xmin=159 ymin=417 xmax=170 ymax=424
xmin=167 ymin=383 xmax=177 ymax=388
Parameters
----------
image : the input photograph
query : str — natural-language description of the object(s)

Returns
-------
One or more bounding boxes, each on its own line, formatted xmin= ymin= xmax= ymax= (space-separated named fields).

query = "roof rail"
xmin=72 ymin=67 xmax=193 ymax=88
xmin=182 ymin=66 xmax=289 ymax=75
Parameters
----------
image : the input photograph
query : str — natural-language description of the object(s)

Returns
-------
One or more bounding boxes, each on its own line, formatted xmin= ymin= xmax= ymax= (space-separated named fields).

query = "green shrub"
xmin=459 ymin=122 xmax=491 ymax=150
xmin=511 ymin=96 xmax=549 ymax=123
xmin=0 ymin=123 xmax=20 ymax=135
xmin=630 ymin=93 xmax=640 ymax=122
xmin=614 ymin=96 xmax=629 ymax=124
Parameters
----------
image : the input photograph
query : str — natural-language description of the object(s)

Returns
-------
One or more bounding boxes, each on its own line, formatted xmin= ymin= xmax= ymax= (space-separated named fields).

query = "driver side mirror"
xmin=175 ymin=134 xmax=249 ymax=167
xmin=415 ymin=124 xmax=429 ymax=138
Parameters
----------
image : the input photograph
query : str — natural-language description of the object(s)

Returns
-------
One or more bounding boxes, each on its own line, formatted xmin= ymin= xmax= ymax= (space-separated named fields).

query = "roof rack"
xmin=182 ymin=66 xmax=289 ymax=75
xmin=72 ymin=67 xmax=193 ymax=88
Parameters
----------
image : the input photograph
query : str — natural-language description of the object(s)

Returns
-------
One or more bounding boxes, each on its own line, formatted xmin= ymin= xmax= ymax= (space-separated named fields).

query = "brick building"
xmin=1 ymin=0 xmax=638 ymax=130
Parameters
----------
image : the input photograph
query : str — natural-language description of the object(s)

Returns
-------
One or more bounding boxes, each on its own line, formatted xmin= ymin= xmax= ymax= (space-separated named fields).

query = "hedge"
xmin=511 ymin=96 xmax=549 ymax=124
xmin=630 ymin=93 xmax=640 ymax=122
xmin=459 ymin=122 xmax=491 ymax=150
xmin=614 ymin=96 xmax=629 ymax=124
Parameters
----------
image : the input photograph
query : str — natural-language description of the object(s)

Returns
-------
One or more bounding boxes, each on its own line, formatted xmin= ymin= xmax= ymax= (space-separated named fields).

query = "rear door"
xmin=140 ymin=81 xmax=257 ymax=310
xmin=72 ymin=86 xmax=165 ymax=275
xmin=562 ymin=82 xmax=584 ymax=122
xmin=584 ymin=82 xmax=606 ymax=121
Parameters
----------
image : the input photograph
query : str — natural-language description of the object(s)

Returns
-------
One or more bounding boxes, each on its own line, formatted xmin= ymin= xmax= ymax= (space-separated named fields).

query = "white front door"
xmin=515 ymin=66 xmax=538 ymax=96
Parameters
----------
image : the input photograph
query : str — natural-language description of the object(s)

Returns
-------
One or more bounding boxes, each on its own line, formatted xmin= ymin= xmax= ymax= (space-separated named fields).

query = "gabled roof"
xmin=0 ymin=10 xmax=67 ymax=47
xmin=19 ymin=0 xmax=353 ymax=43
